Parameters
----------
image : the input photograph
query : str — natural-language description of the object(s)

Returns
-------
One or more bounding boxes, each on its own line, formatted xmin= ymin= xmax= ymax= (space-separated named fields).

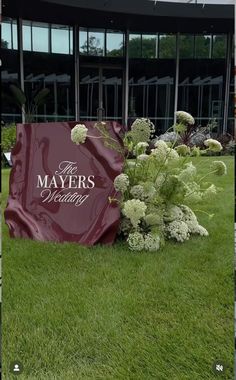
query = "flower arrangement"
xmin=71 ymin=116 xmax=226 ymax=252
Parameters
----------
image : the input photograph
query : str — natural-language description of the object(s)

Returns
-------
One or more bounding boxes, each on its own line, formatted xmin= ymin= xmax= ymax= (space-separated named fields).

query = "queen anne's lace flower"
xmin=165 ymin=220 xmax=190 ymax=242
xmin=166 ymin=148 xmax=179 ymax=162
xmin=130 ymin=185 xmax=145 ymax=199
xmin=114 ymin=174 xmax=129 ymax=193
xmin=151 ymin=140 xmax=168 ymax=162
xmin=204 ymin=139 xmax=223 ymax=152
xmin=127 ymin=232 xmax=145 ymax=251
xmin=144 ymin=234 xmax=160 ymax=252
xmin=210 ymin=160 xmax=227 ymax=176
xmin=203 ymin=184 xmax=217 ymax=200
xmin=179 ymin=162 xmax=197 ymax=182
xmin=123 ymin=199 xmax=147 ymax=228
xmin=137 ymin=154 xmax=149 ymax=161
xmin=175 ymin=144 xmax=190 ymax=156
xmin=71 ymin=124 xmax=88 ymax=145
xmin=130 ymin=118 xmax=155 ymax=144
xmin=134 ymin=142 xmax=149 ymax=156
xmin=191 ymin=146 xmax=201 ymax=157
xmin=175 ymin=111 xmax=195 ymax=125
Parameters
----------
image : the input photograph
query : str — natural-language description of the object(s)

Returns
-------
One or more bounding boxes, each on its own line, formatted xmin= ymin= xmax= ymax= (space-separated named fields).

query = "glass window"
xmin=2 ymin=21 xmax=12 ymax=49
xmin=32 ymin=23 xmax=49 ymax=52
xmin=106 ymin=31 xmax=124 ymax=57
xmin=23 ymin=22 xmax=32 ymax=51
xmin=1 ymin=19 xmax=18 ymax=50
xmin=129 ymin=34 xmax=142 ymax=58
xmin=159 ymin=34 xmax=176 ymax=58
xmin=79 ymin=28 xmax=88 ymax=54
xmin=212 ymin=35 xmax=227 ymax=58
xmin=142 ymin=34 xmax=157 ymax=59
xmin=195 ymin=35 xmax=211 ymax=58
xmin=179 ymin=35 xmax=194 ymax=58
xmin=88 ymin=29 xmax=105 ymax=56
xmin=52 ymin=25 xmax=70 ymax=54
xmin=69 ymin=28 xmax=73 ymax=54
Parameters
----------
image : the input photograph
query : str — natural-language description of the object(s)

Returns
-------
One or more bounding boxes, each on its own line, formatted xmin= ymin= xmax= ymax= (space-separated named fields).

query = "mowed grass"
xmin=2 ymin=156 xmax=234 ymax=380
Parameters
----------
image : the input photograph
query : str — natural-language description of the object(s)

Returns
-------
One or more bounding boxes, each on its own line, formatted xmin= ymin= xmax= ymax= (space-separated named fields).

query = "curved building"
xmin=1 ymin=0 xmax=234 ymax=133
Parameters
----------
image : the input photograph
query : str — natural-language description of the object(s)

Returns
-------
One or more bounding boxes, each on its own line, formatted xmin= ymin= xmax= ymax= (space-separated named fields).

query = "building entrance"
xmin=79 ymin=65 xmax=124 ymax=124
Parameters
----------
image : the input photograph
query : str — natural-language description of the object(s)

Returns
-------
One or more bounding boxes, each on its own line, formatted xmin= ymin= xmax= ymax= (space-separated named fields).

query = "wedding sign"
xmin=5 ymin=121 xmax=124 ymax=245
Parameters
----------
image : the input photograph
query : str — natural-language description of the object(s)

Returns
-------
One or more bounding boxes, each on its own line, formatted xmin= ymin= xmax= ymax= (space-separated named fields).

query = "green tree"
xmin=80 ymin=36 xmax=103 ymax=56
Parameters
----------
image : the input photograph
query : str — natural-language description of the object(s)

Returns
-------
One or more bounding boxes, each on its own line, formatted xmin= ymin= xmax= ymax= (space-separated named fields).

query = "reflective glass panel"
xmin=52 ymin=25 xmax=70 ymax=54
xmin=79 ymin=28 xmax=88 ymax=54
xmin=179 ymin=35 xmax=194 ymax=58
xmin=32 ymin=23 xmax=49 ymax=52
xmin=212 ymin=35 xmax=227 ymax=58
xmin=23 ymin=23 xmax=32 ymax=51
xmin=12 ymin=23 xmax=18 ymax=50
xmin=195 ymin=35 xmax=211 ymax=58
xmin=142 ymin=34 xmax=157 ymax=59
xmin=106 ymin=31 xmax=124 ymax=57
xmin=129 ymin=34 xmax=142 ymax=58
xmin=2 ymin=21 xmax=12 ymax=49
xmin=159 ymin=34 xmax=176 ymax=58
xmin=88 ymin=29 xmax=105 ymax=56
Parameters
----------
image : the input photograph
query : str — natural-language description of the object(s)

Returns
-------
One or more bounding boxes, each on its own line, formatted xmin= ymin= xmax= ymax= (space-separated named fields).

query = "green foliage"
xmin=8 ymin=84 xmax=50 ymax=123
xmin=1 ymin=124 xmax=16 ymax=166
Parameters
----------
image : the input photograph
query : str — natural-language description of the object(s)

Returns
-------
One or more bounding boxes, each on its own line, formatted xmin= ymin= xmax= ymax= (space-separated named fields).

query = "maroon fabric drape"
xmin=5 ymin=121 xmax=124 ymax=245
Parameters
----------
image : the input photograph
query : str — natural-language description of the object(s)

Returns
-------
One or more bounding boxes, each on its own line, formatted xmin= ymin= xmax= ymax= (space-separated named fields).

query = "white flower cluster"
xmin=130 ymin=118 xmax=155 ymax=144
xmin=178 ymin=162 xmax=197 ymax=182
xmin=204 ymin=139 xmax=223 ymax=153
xmin=175 ymin=144 xmax=190 ymax=156
xmin=175 ymin=111 xmax=195 ymax=125
xmin=134 ymin=142 xmax=149 ymax=156
xmin=123 ymin=199 xmax=147 ymax=228
xmin=210 ymin=160 xmax=227 ymax=176
xmin=165 ymin=220 xmax=190 ymax=242
xmin=164 ymin=204 xmax=209 ymax=242
xmin=114 ymin=174 xmax=129 ymax=193
xmin=71 ymin=124 xmax=88 ymax=145
xmin=127 ymin=232 xmax=160 ymax=252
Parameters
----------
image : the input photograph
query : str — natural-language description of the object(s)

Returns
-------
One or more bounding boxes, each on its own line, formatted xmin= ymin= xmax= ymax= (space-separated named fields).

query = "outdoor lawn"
xmin=2 ymin=156 xmax=234 ymax=380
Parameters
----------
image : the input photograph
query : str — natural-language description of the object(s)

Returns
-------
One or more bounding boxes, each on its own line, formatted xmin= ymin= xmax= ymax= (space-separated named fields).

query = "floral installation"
xmin=71 ymin=116 xmax=227 ymax=252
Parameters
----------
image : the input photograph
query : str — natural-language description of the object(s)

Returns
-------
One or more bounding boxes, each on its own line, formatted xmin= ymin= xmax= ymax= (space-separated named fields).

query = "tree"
xmin=1 ymin=39 xmax=9 ymax=49
xmin=80 ymin=36 xmax=103 ymax=56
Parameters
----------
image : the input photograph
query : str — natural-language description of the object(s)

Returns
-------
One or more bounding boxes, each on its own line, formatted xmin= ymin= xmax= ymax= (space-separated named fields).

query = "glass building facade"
xmin=1 ymin=17 xmax=234 ymax=134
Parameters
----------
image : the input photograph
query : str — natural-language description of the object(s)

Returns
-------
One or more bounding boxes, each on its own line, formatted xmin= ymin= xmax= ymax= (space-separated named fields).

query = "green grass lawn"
xmin=2 ymin=156 xmax=234 ymax=380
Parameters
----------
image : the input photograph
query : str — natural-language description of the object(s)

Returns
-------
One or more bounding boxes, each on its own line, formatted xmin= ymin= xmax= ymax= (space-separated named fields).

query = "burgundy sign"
xmin=5 ymin=121 xmax=124 ymax=245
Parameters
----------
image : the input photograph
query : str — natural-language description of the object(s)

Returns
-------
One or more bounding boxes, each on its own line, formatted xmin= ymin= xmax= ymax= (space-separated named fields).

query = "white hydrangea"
xmin=179 ymin=205 xmax=208 ymax=236
xmin=71 ymin=124 xmax=88 ymax=145
xmin=210 ymin=160 xmax=227 ymax=176
xmin=114 ymin=174 xmax=129 ymax=193
xmin=144 ymin=213 xmax=163 ymax=226
xmin=165 ymin=220 xmax=190 ymax=242
xmin=123 ymin=199 xmax=147 ymax=228
xmin=175 ymin=111 xmax=195 ymax=125
xmin=164 ymin=205 xmax=184 ymax=222
xmin=204 ymin=139 xmax=223 ymax=152
xmin=144 ymin=234 xmax=160 ymax=252
xmin=127 ymin=232 xmax=145 ymax=251
xmin=195 ymin=225 xmax=209 ymax=237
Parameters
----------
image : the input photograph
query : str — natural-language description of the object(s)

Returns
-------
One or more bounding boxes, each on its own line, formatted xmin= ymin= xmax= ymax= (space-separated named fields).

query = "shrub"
xmin=1 ymin=124 xmax=16 ymax=167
